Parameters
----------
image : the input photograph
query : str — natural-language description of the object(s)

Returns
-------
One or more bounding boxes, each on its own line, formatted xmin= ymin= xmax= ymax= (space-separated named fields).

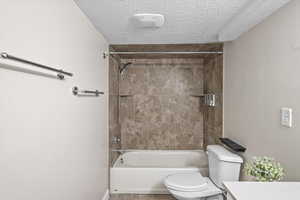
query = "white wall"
xmin=224 ymin=0 xmax=300 ymax=181
xmin=0 ymin=0 xmax=109 ymax=199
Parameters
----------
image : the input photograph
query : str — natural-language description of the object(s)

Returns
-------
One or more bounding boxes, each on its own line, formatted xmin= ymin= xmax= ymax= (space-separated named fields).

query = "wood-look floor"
xmin=110 ymin=194 xmax=176 ymax=200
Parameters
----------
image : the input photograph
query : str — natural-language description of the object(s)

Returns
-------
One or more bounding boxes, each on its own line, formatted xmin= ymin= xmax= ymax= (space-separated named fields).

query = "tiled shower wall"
xmin=109 ymin=45 xmax=223 ymax=161
xmin=204 ymin=55 xmax=223 ymax=146
xmin=119 ymin=59 xmax=205 ymax=150
xmin=109 ymin=55 xmax=121 ymax=165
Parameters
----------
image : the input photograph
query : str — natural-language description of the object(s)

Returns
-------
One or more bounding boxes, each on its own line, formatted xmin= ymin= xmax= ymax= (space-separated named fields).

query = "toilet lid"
xmin=164 ymin=173 xmax=208 ymax=192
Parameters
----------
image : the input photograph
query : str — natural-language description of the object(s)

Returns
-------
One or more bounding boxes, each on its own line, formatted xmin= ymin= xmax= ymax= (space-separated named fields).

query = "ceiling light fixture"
xmin=132 ymin=14 xmax=165 ymax=28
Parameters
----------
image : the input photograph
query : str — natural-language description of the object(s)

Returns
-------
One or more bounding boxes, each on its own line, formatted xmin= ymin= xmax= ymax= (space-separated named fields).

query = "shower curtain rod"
xmin=109 ymin=51 xmax=223 ymax=55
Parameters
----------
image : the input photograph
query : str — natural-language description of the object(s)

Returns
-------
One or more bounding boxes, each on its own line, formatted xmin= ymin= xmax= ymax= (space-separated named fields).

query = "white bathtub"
xmin=110 ymin=150 xmax=208 ymax=194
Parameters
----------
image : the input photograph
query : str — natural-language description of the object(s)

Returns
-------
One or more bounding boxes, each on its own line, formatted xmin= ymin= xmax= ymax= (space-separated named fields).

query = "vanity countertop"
xmin=223 ymin=182 xmax=300 ymax=200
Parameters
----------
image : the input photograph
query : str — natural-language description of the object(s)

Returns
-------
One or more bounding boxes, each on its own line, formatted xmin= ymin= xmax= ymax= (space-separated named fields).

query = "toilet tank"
xmin=207 ymin=145 xmax=243 ymax=188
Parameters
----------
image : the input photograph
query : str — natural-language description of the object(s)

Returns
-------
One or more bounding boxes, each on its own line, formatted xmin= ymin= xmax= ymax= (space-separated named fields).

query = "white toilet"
xmin=164 ymin=145 xmax=243 ymax=200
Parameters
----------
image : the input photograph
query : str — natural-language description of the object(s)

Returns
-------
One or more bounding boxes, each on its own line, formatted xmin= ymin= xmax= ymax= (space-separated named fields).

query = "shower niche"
xmin=109 ymin=44 xmax=223 ymax=165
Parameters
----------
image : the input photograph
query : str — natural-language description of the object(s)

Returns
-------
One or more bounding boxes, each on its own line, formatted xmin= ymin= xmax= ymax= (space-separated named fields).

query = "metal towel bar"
xmin=72 ymin=86 xmax=104 ymax=96
xmin=0 ymin=52 xmax=73 ymax=79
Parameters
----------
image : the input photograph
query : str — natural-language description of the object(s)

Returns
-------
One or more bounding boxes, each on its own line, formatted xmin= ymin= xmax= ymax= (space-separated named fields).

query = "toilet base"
xmin=171 ymin=193 xmax=223 ymax=200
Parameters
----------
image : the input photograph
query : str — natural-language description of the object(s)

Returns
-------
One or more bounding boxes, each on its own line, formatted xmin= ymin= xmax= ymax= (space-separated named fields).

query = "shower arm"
xmin=119 ymin=62 xmax=132 ymax=74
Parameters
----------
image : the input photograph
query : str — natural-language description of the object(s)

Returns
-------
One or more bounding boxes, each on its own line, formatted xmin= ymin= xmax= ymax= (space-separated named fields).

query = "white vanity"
xmin=223 ymin=182 xmax=300 ymax=200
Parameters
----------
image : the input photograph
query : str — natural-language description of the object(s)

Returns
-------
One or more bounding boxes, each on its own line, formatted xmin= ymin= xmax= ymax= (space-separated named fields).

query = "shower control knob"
xmin=112 ymin=136 xmax=121 ymax=144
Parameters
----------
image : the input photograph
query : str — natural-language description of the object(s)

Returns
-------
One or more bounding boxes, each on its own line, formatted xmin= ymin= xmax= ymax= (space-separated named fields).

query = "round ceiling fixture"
xmin=132 ymin=14 xmax=165 ymax=28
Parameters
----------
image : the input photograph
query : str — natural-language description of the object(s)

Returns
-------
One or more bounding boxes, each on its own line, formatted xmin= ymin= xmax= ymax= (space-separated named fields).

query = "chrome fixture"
xmin=102 ymin=52 xmax=108 ymax=59
xmin=72 ymin=86 xmax=104 ymax=96
xmin=0 ymin=52 xmax=73 ymax=79
xmin=112 ymin=136 xmax=121 ymax=144
xmin=119 ymin=62 xmax=132 ymax=75
xmin=110 ymin=51 xmax=223 ymax=55
xmin=204 ymin=94 xmax=216 ymax=107
xmin=191 ymin=94 xmax=216 ymax=107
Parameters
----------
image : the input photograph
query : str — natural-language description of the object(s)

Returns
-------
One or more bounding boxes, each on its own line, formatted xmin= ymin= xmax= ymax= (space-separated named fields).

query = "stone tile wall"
xmin=203 ymin=54 xmax=223 ymax=146
xmin=119 ymin=59 xmax=205 ymax=150
xmin=109 ymin=46 xmax=223 ymax=154
xmin=109 ymin=56 xmax=121 ymax=165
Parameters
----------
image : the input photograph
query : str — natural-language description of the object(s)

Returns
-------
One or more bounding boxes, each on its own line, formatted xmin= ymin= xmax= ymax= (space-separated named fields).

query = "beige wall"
xmin=224 ymin=0 xmax=300 ymax=181
xmin=0 ymin=0 xmax=109 ymax=199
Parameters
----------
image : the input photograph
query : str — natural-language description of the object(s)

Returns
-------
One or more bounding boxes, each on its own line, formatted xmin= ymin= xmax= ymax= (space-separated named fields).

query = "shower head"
xmin=120 ymin=62 xmax=132 ymax=75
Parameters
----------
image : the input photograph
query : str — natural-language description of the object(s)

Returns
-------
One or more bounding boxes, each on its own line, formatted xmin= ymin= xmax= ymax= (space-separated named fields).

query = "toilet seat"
xmin=164 ymin=173 xmax=222 ymax=200
xmin=165 ymin=173 xmax=208 ymax=192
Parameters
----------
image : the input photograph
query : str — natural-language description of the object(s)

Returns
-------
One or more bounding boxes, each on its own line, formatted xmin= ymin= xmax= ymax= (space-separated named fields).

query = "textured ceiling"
xmin=74 ymin=0 xmax=291 ymax=44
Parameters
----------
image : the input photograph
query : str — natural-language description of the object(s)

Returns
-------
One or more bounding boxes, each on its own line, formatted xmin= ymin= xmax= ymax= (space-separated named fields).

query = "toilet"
xmin=164 ymin=145 xmax=243 ymax=200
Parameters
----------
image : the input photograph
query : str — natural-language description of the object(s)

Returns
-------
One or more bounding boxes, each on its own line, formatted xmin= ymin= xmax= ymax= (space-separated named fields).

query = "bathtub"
xmin=110 ymin=150 xmax=208 ymax=194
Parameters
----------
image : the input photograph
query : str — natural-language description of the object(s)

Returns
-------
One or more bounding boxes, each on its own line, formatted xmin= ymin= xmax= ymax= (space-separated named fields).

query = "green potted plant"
xmin=244 ymin=157 xmax=285 ymax=182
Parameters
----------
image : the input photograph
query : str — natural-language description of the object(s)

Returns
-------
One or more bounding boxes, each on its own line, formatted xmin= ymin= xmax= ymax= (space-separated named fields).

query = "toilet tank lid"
xmin=207 ymin=145 xmax=243 ymax=163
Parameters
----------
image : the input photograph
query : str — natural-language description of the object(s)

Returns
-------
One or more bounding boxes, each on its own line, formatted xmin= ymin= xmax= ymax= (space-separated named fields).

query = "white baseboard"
xmin=102 ymin=189 xmax=110 ymax=200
